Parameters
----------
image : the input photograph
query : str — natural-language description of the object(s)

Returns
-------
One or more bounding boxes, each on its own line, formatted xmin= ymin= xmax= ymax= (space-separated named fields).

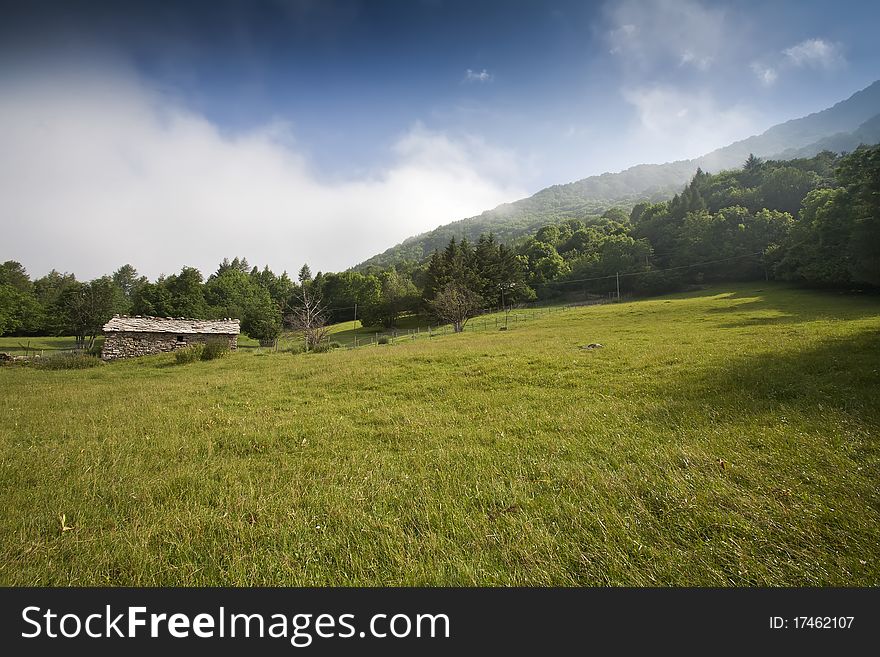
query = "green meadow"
xmin=1 ymin=283 xmax=878 ymax=586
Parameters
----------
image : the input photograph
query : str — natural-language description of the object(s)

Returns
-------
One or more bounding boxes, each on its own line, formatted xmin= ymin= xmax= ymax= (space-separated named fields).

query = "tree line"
xmin=1 ymin=145 xmax=878 ymax=343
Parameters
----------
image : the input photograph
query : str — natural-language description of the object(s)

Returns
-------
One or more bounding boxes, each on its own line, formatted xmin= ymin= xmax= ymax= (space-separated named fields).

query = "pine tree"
xmin=298 ymin=264 xmax=312 ymax=284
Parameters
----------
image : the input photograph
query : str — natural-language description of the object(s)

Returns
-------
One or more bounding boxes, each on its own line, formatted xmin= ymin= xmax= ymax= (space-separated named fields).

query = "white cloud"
xmin=679 ymin=50 xmax=713 ymax=72
xmin=622 ymin=85 xmax=759 ymax=162
xmin=749 ymin=38 xmax=843 ymax=88
xmin=607 ymin=23 xmax=636 ymax=54
xmin=604 ymin=0 xmax=725 ymax=72
xmin=784 ymin=38 xmax=845 ymax=70
xmin=750 ymin=62 xmax=778 ymax=87
xmin=464 ymin=68 xmax=491 ymax=82
xmin=0 ymin=63 xmax=526 ymax=280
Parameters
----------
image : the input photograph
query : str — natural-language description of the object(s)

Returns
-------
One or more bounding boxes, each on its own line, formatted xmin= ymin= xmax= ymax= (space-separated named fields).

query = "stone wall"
xmin=101 ymin=332 xmax=238 ymax=361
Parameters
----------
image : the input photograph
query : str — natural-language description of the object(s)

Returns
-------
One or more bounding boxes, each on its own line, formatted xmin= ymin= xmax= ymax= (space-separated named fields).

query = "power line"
xmin=301 ymin=251 xmax=765 ymax=309
xmin=546 ymin=251 xmax=765 ymax=287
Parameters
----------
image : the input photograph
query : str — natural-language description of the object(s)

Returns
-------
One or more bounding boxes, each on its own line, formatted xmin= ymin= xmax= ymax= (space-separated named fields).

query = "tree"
xmin=57 ymin=278 xmax=116 ymax=350
xmin=0 ymin=263 xmax=43 ymax=335
xmin=837 ymin=145 xmax=880 ymax=285
xmin=250 ymin=266 xmax=295 ymax=312
xmin=359 ymin=269 xmax=419 ymax=328
xmin=429 ymin=282 xmax=483 ymax=333
xmin=134 ymin=267 xmax=208 ymax=318
xmin=285 ymin=285 xmax=330 ymax=351
xmin=215 ymin=257 xmax=251 ymax=277
xmin=0 ymin=261 xmax=32 ymax=293
xmin=0 ymin=284 xmax=42 ymax=336
xmin=759 ymin=166 xmax=819 ymax=216
xmin=131 ymin=280 xmax=173 ymax=317
xmin=742 ymin=153 xmax=763 ymax=187
xmin=534 ymin=225 xmax=561 ymax=245
xmin=30 ymin=270 xmax=76 ymax=334
xmin=298 ymin=264 xmax=313 ymax=284
xmin=601 ymin=207 xmax=630 ymax=224
xmin=776 ymin=188 xmax=851 ymax=285
xmin=523 ymin=240 xmax=569 ymax=286
xmin=204 ymin=267 xmax=257 ymax=319
xmin=669 ymin=171 xmax=709 ymax=220
xmin=315 ymin=271 xmax=381 ymax=324
xmin=111 ymin=264 xmax=142 ymax=298
xmin=495 ymin=243 xmax=530 ymax=303
xmin=241 ymin=292 xmax=282 ymax=346
xmin=111 ymin=264 xmax=146 ymax=315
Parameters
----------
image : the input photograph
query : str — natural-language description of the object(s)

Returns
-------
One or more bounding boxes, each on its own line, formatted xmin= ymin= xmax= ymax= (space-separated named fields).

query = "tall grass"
xmin=30 ymin=353 xmax=103 ymax=370
xmin=201 ymin=339 xmax=231 ymax=360
xmin=1 ymin=283 xmax=878 ymax=586
xmin=174 ymin=344 xmax=204 ymax=364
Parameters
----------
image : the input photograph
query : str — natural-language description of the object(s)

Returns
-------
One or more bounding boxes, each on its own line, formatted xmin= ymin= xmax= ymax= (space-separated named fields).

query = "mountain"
xmin=771 ymin=113 xmax=880 ymax=160
xmin=696 ymin=80 xmax=880 ymax=170
xmin=354 ymin=81 xmax=880 ymax=270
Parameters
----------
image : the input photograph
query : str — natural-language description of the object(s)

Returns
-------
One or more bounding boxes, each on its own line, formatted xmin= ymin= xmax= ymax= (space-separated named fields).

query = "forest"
xmin=1 ymin=144 xmax=878 ymax=345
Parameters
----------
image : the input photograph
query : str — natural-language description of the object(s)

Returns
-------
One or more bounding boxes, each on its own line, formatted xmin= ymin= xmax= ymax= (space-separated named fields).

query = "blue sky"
xmin=2 ymin=0 xmax=879 ymax=278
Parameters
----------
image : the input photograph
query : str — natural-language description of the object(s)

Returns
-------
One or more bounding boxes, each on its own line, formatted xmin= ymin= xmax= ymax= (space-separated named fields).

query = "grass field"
xmin=1 ymin=283 xmax=879 ymax=586
xmin=0 ymin=335 xmax=103 ymax=355
xmin=0 ymin=306 xmax=560 ymax=353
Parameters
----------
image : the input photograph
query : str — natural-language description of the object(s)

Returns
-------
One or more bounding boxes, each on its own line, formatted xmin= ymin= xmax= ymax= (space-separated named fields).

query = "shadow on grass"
xmin=703 ymin=287 xmax=880 ymax=329
xmin=631 ymin=326 xmax=880 ymax=582
xmin=650 ymin=326 xmax=880 ymax=422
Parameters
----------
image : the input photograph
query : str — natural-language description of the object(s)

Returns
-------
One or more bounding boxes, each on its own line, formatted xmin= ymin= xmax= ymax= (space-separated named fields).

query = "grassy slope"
xmin=1 ymin=283 xmax=878 ymax=586
xmin=0 ymin=336 xmax=103 ymax=354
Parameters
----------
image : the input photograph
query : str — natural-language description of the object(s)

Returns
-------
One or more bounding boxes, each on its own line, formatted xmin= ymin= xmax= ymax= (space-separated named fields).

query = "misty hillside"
xmin=772 ymin=113 xmax=880 ymax=159
xmin=355 ymin=80 xmax=880 ymax=270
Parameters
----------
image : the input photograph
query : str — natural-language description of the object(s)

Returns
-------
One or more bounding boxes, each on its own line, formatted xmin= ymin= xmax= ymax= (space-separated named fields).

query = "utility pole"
xmin=616 ymin=272 xmax=620 ymax=301
xmin=500 ymin=282 xmax=515 ymax=329
xmin=353 ymin=303 xmax=358 ymax=331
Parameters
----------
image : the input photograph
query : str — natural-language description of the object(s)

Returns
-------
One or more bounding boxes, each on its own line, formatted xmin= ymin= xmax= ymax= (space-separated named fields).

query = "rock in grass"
xmin=580 ymin=343 xmax=603 ymax=349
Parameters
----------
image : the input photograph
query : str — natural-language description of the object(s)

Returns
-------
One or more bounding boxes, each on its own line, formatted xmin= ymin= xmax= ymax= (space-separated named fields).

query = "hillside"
xmin=2 ymin=284 xmax=879 ymax=585
xmin=355 ymin=80 xmax=880 ymax=270
xmin=773 ymin=113 xmax=880 ymax=160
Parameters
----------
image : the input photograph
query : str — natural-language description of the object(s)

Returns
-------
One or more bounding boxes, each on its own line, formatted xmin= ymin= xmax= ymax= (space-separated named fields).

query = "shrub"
xmin=377 ymin=336 xmax=389 ymax=345
xmin=201 ymin=339 xmax=231 ymax=361
xmin=241 ymin=294 xmax=282 ymax=344
xmin=175 ymin=344 xmax=204 ymax=364
xmin=32 ymin=352 xmax=102 ymax=370
xmin=284 ymin=340 xmax=340 ymax=354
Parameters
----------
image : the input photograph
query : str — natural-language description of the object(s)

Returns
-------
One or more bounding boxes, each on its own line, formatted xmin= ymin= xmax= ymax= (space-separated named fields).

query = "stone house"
xmin=101 ymin=316 xmax=240 ymax=361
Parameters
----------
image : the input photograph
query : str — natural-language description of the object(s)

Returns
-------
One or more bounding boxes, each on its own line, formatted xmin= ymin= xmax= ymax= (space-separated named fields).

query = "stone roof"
xmin=103 ymin=315 xmax=240 ymax=334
